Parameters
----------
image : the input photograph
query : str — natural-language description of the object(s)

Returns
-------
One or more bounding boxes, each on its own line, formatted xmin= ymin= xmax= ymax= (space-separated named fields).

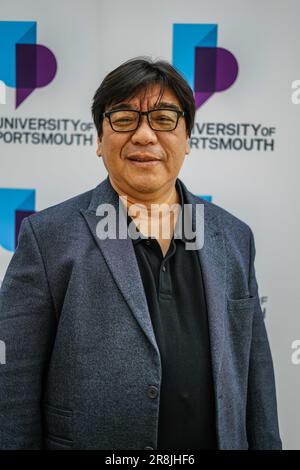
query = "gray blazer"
xmin=0 ymin=176 xmax=282 ymax=450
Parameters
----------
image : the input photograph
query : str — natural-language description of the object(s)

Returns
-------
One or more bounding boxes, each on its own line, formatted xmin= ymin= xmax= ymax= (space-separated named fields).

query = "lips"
xmin=127 ymin=154 xmax=161 ymax=162
xmin=126 ymin=154 xmax=162 ymax=167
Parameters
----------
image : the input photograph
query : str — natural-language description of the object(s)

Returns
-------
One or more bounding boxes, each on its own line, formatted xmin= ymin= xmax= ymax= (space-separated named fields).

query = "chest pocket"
xmin=225 ymin=295 xmax=259 ymax=369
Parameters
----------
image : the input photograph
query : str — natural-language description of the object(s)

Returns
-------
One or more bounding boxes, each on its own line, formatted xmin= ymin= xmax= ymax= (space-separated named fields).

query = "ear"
xmin=185 ymin=136 xmax=191 ymax=155
xmin=96 ymin=136 xmax=102 ymax=157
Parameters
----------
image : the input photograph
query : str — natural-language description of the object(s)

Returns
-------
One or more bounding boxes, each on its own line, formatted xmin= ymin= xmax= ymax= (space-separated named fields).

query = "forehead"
xmin=110 ymin=84 xmax=181 ymax=110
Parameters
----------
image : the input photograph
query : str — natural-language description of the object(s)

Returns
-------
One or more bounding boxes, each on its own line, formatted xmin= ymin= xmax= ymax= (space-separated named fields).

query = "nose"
xmin=131 ymin=115 xmax=158 ymax=145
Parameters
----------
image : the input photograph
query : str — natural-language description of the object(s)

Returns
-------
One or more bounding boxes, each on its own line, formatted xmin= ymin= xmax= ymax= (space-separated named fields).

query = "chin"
xmin=129 ymin=178 xmax=161 ymax=194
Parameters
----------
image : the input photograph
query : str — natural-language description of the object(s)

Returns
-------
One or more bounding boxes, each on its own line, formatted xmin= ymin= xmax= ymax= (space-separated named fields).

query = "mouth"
xmin=126 ymin=154 xmax=162 ymax=167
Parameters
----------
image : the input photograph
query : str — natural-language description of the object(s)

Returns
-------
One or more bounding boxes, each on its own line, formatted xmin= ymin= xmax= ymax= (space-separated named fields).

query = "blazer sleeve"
xmin=0 ymin=217 xmax=56 ymax=449
xmin=246 ymin=228 xmax=282 ymax=449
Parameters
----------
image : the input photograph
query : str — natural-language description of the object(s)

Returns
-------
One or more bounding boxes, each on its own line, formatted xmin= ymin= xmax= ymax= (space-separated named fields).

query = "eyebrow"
xmin=153 ymin=101 xmax=181 ymax=111
xmin=108 ymin=103 xmax=137 ymax=111
xmin=107 ymin=101 xmax=182 ymax=112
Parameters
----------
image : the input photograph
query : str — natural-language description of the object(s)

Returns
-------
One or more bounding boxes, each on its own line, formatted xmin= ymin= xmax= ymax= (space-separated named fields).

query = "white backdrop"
xmin=0 ymin=0 xmax=299 ymax=449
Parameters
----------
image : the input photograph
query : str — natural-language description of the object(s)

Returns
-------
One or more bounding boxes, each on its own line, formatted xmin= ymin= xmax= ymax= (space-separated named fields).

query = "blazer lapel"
xmin=182 ymin=182 xmax=226 ymax=396
xmin=80 ymin=177 xmax=159 ymax=355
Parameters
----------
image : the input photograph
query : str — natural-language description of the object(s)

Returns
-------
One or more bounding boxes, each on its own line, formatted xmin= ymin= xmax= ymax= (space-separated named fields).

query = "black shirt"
xmin=127 ymin=179 xmax=217 ymax=450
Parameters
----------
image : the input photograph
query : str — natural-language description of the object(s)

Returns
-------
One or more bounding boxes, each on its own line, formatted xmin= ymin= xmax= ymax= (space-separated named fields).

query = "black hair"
xmin=91 ymin=57 xmax=195 ymax=137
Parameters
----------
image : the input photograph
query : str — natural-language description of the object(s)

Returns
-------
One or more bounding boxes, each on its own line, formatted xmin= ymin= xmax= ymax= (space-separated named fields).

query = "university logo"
xmin=0 ymin=188 xmax=36 ymax=252
xmin=0 ymin=21 xmax=57 ymax=108
xmin=173 ymin=24 xmax=238 ymax=109
xmin=198 ymin=195 xmax=212 ymax=202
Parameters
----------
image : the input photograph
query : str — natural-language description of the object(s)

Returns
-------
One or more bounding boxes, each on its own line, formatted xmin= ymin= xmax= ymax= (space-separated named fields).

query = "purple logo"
xmin=173 ymin=24 xmax=238 ymax=109
xmin=0 ymin=21 xmax=57 ymax=108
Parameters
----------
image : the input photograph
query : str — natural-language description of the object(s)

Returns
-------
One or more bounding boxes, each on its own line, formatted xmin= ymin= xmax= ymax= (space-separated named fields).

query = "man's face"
xmin=97 ymin=84 xmax=190 ymax=197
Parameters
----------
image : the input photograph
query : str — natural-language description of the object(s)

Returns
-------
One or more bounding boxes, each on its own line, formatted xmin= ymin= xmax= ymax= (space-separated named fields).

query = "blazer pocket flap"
xmin=226 ymin=295 xmax=259 ymax=343
xmin=227 ymin=295 xmax=260 ymax=313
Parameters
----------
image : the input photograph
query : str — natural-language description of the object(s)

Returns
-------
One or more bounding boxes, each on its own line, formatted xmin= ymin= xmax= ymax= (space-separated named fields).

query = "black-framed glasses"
xmin=103 ymin=108 xmax=185 ymax=132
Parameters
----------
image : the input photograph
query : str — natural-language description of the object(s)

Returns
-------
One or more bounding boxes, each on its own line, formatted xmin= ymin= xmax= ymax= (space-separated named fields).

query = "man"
xmin=0 ymin=58 xmax=281 ymax=450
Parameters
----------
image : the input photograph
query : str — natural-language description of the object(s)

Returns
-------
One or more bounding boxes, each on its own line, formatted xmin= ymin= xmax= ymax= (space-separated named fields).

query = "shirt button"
xmin=145 ymin=239 xmax=151 ymax=245
xmin=162 ymin=266 xmax=166 ymax=272
xmin=148 ymin=385 xmax=158 ymax=399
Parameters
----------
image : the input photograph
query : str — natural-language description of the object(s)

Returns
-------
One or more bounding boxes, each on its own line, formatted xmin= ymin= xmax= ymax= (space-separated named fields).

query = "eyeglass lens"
xmin=109 ymin=109 xmax=179 ymax=131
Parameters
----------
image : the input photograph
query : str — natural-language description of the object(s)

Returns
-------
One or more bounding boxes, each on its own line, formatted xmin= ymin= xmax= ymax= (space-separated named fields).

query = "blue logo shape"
xmin=0 ymin=21 xmax=36 ymax=88
xmin=198 ymin=195 xmax=212 ymax=202
xmin=173 ymin=24 xmax=217 ymax=92
xmin=173 ymin=24 xmax=238 ymax=109
xmin=0 ymin=188 xmax=36 ymax=252
xmin=0 ymin=21 xmax=57 ymax=107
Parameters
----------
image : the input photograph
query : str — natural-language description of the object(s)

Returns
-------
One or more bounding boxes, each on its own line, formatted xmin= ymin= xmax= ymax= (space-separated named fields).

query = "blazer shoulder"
xmin=180 ymin=178 xmax=251 ymax=236
xmin=25 ymin=187 xmax=95 ymax=232
xmin=191 ymin=192 xmax=252 ymax=239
